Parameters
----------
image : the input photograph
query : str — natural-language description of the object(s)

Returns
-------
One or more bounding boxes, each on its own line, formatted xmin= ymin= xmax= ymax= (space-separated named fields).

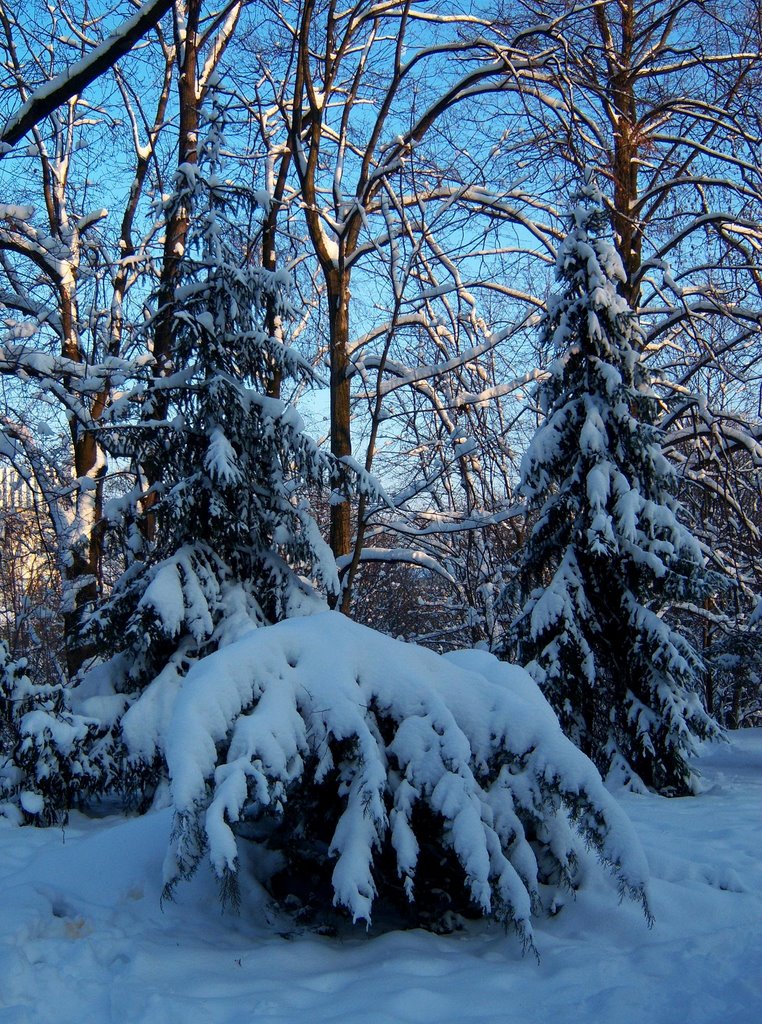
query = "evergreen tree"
xmin=512 ymin=180 xmax=720 ymax=795
xmin=0 ymin=641 xmax=110 ymax=823
xmin=157 ymin=611 xmax=652 ymax=948
xmin=706 ymin=608 xmax=762 ymax=728
xmin=85 ymin=92 xmax=343 ymax=791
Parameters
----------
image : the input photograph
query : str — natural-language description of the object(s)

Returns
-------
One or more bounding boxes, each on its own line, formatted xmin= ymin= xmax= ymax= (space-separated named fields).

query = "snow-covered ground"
xmin=2 ymin=731 xmax=761 ymax=1024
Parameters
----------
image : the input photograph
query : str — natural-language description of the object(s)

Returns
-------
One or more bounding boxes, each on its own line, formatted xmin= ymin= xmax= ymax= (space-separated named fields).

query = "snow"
xmin=149 ymin=612 xmax=649 ymax=937
xmin=0 ymin=203 xmax=35 ymax=221
xmin=1 ymin=730 xmax=760 ymax=1022
xmin=136 ymin=561 xmax=186 ymax=638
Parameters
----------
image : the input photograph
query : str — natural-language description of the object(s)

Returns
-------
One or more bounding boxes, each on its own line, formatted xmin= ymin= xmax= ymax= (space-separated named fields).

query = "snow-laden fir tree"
xmin=153 ymin=610 xmax=651 ymax=949
xmin=706 ymin=602 xmax=762 ymax=728
xmin=512 ymin=179 xmax=720 ymax=795
xmin=83 ymin=91 xmax=343 ymax=794
xmin=0 ymin=641 xmax=110 ymax=823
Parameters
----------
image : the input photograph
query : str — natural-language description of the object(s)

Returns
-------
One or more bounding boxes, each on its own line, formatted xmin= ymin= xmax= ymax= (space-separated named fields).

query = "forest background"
xmin=0 ymin=0 xmax=760 ymax=777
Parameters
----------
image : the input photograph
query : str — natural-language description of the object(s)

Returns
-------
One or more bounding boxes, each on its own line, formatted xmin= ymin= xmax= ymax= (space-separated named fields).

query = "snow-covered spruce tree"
xmin=0 ymin=641 xmax=110 ymax=823
xmin=511 ymin=180 xmax=720 ymax=796
xmin=706 ymin=602 xmax=762 ymax=728
xmin=157 ymin=611 xmax=651 ymax=949
xmin=83 ymin=92 xmax=342 ymax=796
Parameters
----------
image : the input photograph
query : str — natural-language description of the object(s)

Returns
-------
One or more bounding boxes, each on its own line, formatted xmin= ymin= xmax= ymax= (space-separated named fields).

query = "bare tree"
xmin=0 ymin=1 xmax=257 ymax=671
xmin=0 ymin=0 xmax=174 ymax=152
xmin=233 ymin=0 xmax=572 ymax=623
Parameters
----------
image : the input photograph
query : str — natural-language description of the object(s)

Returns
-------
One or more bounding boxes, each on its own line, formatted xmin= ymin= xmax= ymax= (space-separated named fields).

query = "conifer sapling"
xmin=512 ymin=178 xmax=720 ymax=795
xmin=84 ymin=90 xmax=345 ymax=794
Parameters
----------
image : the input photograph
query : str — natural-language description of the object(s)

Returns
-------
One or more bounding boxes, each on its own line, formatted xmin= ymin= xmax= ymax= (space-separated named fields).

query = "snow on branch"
xmin=154 ymin=612 xmax=651 ymax=946
xmin=334 ymin=546 xmax=458 ymax=584
xmin=0 ymin=0 xmax=174 ymax=153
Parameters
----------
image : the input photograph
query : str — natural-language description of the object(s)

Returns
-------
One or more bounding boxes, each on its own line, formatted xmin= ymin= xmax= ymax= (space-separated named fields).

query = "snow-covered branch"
xmin=0 ymin=0 xmax=175 ymax=153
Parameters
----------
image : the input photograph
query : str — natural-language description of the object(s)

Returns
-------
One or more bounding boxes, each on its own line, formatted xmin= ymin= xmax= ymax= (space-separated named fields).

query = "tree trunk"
xmin=595 ymin=0 xmax=642 ymax=306
xmin=57 ymin=241 xmax=106 ymax=674
xmin=261 ymin=167 xmax=288 ymax=399
xmin=143 ymin=0 xmax=200 ymax=540
xmin=326 ymin=268 xmax=353 ymax=562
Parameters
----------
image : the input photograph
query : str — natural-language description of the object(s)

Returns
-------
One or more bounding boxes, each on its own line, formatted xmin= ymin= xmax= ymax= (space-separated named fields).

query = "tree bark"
xmin=594 ymin=0 xmax=642 ymax=305
xmin=143 ymin=0 xmax=201 ymax=540
xmin=326 ymin=268 xmax=353 ymax=561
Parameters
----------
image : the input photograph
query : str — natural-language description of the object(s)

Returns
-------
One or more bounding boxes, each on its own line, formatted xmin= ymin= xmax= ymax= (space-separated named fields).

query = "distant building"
xmin=0 ymin=466 xmax=36 ymax=511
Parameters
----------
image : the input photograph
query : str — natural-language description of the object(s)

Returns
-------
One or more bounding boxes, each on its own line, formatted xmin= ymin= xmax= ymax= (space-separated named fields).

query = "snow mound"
xmin=4 ymin=730 xmax=762 ymax=1023
xmin=151 ymin=612 xmax=650 ymax=948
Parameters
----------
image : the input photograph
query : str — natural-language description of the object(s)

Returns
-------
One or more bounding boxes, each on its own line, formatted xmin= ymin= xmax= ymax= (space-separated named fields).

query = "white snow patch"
xmin=0 ymin=729 xmax=760 ymax=1021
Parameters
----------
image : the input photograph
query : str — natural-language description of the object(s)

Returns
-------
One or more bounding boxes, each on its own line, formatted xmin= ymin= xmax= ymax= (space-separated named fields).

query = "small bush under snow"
xmin=0 ymin=642 xmax=111 ymax=824
xmin=146 ymin=612 xmax=650 ymax=949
